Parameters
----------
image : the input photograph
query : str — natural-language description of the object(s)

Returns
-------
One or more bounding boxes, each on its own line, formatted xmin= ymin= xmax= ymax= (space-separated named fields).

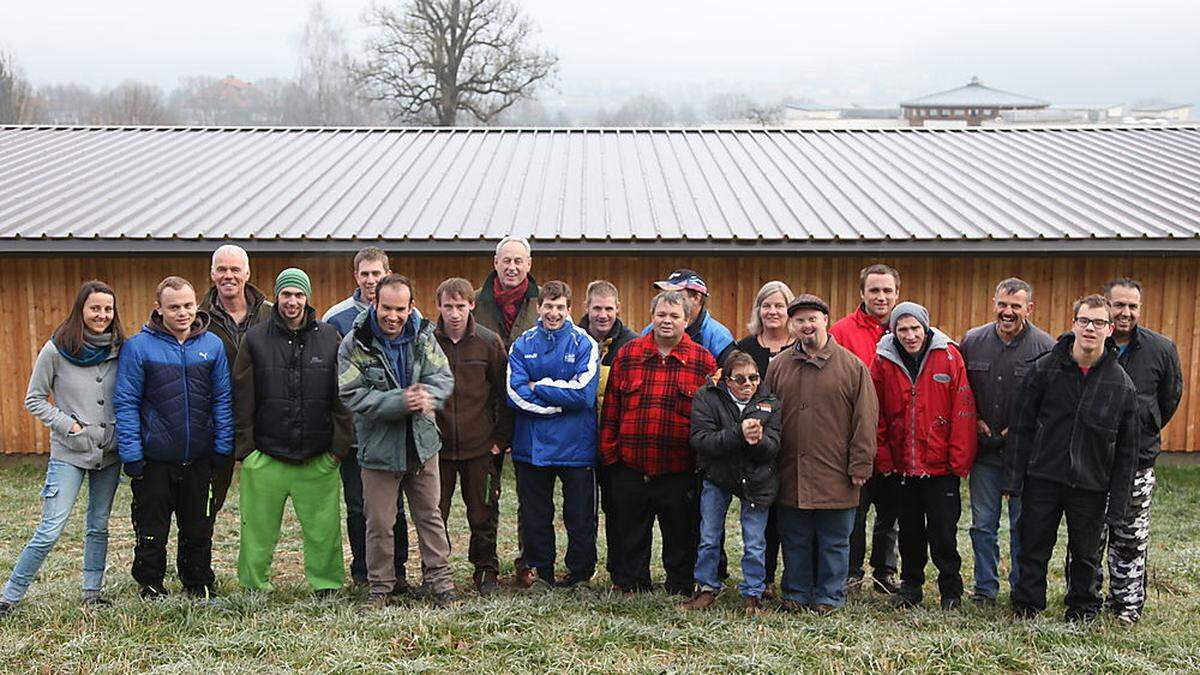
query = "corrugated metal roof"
xmin=900 ymin=78 xmax=1050 ymax=109
xmin=2 ymin=124 xmax=1199 ymax=254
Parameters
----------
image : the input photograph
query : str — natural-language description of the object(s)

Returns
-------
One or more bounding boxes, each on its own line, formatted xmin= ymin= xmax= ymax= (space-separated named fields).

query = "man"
xmin=642 ymin=269 xmax=735 ymax=365
xmin=873 ymin=302 xmax=977 ymax=610
xmin=199 ymin=244 xmax=272 ymax=513
xmin=473 ymin=236 xmax=540 ymax=585
xmin=475 ymin=237 xmax=540 ymax=347
xmin=323 ymin=247 xmax=411 ymax=592
xmin=1006 ymin=295 xmax=1138 ymax=622
xmin=960 ymin=278 xmax=1055 ymax=606
xmin=765 ymin=294 xmax=878 ymax=613
xmin=507 ymin=281 xmax=600 ymax=589
xmin=433 ymin=277 xmax=513 ymax=596
xmin=600 ymin=290 xmax=717 ymax=595
xmin=233 ymin=268 xmax=353 ymax=594
xmin=830 ymin=263 xmax=901 ymax=594
xmin=1098 ymin=278 xmax=1182 ymax=623
xmin=337 ymin=274 xmax=458 ymax=608
xmin=114 ymin=276 xmax=233 ymax=600
xmin=577 ymin=280 xmax=637 ymax=586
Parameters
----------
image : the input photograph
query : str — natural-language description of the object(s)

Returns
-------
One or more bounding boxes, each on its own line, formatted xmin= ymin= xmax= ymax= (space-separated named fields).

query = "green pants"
xmin=238 ymin=450 xmax=345 ymax=591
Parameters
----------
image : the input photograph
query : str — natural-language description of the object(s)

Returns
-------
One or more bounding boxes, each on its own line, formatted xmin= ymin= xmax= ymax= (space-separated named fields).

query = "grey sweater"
xmin=24 ymin=340 xmax=120 ymax=470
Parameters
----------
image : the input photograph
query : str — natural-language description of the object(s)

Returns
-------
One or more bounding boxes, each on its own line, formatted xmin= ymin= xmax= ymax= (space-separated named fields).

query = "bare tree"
xmin=38 ymin=83 xmax=101 ymax=124
xmin=354 ymin=0 xmax=558 ymax=126
xmin=0 ymin=51 xmax=42 ymax=124
xmin=296 ymin=3 xmax=376 ymax=125
xmin=705 ymin=92 xmax=755 ymax=122
xmin=99 ymin=81 xmax=174 ymax=125
xmin=745 ymin=105 xmax=783 ymax=127
xmin=605 ymin=94 xmax=676 ymax=127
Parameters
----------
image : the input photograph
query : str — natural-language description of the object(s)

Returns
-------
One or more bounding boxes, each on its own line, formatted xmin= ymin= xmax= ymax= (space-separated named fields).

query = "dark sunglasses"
xmin=728 ymin=373 xmax=761 ymax=385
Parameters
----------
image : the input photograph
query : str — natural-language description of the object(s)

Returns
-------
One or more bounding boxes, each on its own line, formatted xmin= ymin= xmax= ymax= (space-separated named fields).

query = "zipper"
xmin=907 ymin=351 xmax=933 ymax=476
xmin=179 ymin=340 xmax=192 ymax=461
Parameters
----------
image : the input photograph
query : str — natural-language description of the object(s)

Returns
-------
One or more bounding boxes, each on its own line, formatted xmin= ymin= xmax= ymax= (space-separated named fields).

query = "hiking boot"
xmin=139 ymin=585 xmax=169 ymax=600
xmin=432 ymin=589 xmax=461 ymax=609
xmin=872 ymin=575 xmax=900 ymax=594
xmin=680 ymin=590 xmax=717 ymax=611
xmin=367 ymin=593 xmax=389 ymax=609
xmin=407 ymin=580 xmax=432 ymax=601
xmin=940 ymin=596 xmax=962 ymax=610
xmin=890 ymin=592 xmax=921 ymax=609
xmin=743 ymin=595 xmax=764 ymax=615
xmin=477 ymin=573 xmax=501 ymax=598
xmin=391 ymin=578 xmax=413 ymax=597
xmin=515 ymin=566 xmax=537 ymax=589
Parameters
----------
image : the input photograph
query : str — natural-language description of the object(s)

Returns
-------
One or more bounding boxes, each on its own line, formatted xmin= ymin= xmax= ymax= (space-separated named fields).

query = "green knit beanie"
xmin=274 ymin=267 xmax=312 ymax=298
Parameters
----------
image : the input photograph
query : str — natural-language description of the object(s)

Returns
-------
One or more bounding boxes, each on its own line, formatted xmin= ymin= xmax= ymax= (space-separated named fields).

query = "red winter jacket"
xmin=830 ymin=305 xmax=887 ymax=366
xmin=871 ymin=329 xmax=978 ymax=478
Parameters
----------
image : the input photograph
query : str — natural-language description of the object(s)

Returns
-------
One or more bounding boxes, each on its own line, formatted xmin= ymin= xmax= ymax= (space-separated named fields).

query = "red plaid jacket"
xmin=599 ymin=332 xmax=717 ymax=476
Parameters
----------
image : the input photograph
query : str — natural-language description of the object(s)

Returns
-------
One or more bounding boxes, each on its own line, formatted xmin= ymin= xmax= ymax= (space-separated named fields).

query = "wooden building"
xmin=2 ymin=125 xmax=1199 ymax=455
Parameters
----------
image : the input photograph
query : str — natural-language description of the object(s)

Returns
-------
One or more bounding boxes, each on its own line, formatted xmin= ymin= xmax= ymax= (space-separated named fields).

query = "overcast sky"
xmin=3 ymin=0 xmax=1198 ymax=107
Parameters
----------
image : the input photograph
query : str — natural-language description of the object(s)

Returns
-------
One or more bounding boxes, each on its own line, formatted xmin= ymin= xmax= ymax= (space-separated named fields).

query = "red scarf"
xmin=492 ymin=275 xmax=529 ymax=333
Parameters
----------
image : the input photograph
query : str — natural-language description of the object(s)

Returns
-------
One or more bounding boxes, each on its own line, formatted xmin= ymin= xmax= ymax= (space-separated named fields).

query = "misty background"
xmin=2 ymin=0 xmax=1197 ymax=125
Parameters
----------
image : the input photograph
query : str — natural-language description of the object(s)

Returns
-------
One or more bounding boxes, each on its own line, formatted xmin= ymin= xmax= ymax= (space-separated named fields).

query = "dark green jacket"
xmin=199 ymin=282 xmax=273 ymax=367
xmin=473 ymin=271 xmax=540 ymax=348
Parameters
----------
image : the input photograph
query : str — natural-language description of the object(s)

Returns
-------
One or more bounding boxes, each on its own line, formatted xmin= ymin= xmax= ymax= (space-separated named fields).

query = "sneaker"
xmin=971 ymin=594 xmax=997 ymax=608
xmin=872 ymin=575 xmax=900 ymax=594
xmin=477 ymin=574 xmax=501 ymax=598
xmin=367 ymin=593 xmax=389 ymax=609
xmin=811 ymin=603 xmax=837 ymax=615
xmin=940 ymin=596 xmax=962 ymax=610
xmin=432 ymin=589 xmax=461 ymax=609
xmin=680 ymin=590 xmax=717 ymax=611
xmin=139 ymin=585 xmax=169 ymax=600
xmin=743 ymin=596 xmax=764 ymax=615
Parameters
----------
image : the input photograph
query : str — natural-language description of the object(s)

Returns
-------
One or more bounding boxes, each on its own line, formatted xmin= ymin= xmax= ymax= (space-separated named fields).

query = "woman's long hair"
xmin=52 ymin=280 xmax=125 ymax=357
xmin=746 ymin=280 xmax=796 ymax=336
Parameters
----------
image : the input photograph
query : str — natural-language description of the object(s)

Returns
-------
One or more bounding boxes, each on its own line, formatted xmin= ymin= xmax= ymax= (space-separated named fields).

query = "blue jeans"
xmin=777 ymin=505 xmax=856 ymax=607
xmin=695 ymin=481 xmax=769 ymax=597
xmin=3 ymin=459 xmax=121 ymax=603
xmin=969 ymin=455 xmax=1021 ymax=599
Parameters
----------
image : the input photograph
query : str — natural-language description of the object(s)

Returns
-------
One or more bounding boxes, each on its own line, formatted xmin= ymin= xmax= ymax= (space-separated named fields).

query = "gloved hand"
xmin=123 ymin=460 xmax=145 ymax=478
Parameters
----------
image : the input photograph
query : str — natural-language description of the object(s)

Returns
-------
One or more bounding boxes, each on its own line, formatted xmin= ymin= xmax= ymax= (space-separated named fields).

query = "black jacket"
xmin=689 ymin=381 xmax=781 ymax=507
xmin=1118 ymin=326 xmax=1183 ymax=469
xmin=233 ymin=305 xmax=353 ymax=463
xmin=1005 ymin=334 xmax=1138 ymax=523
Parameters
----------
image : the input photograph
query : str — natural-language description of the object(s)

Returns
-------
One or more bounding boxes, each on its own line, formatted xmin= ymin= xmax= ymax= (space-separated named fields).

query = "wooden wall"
xmin=2 ymin=253 xmax=1197 ymax=453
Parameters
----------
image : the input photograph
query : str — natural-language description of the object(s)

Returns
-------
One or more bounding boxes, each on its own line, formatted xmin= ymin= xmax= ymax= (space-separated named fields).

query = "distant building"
xmin=781 ymin=104 xmax=842 ymax=121
xmin=900 ymin=76 xmax=1049 ymax=127
xmin=1131 ymin=104 xmax=1193 ymax=122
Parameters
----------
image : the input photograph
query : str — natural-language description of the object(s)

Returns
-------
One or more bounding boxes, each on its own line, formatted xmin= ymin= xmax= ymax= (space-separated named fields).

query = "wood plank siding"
xmin=2 ymin=253 xmax=1195 ymax=454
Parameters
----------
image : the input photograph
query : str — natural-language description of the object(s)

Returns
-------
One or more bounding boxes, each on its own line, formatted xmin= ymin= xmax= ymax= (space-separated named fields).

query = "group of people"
xmin=0 ymin=238 xmax=1182 ymax=627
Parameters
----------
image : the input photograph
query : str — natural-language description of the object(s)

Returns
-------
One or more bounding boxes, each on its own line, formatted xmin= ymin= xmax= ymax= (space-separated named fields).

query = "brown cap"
xmin=787 ymin=293 xmax=830 ymax=317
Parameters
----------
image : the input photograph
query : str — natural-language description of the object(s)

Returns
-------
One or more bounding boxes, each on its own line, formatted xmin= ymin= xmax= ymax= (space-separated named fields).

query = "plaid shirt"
xmin=599 ymin=332 xmax=717 ymax=476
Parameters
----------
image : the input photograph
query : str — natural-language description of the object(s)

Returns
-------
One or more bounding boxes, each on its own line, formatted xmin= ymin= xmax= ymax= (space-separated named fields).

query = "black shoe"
xmin=82 ymin=595 xmax=113 ymax=607
xmin=184 ymin=585 xmax=217 ymax=600
xmin=890 ymin=592 xmax=921 ymax=609
xmin=940 ymin=596 xmax=962 ymax=610
xmin=872 ymin=575 xmax=900 ymax=594
xmin=391 ymin=578 xmax=412 ymax=597
xmin=0 ymin=600 xmax=15 ymax=617
xmin=407 ymin=580 xmax=432 ymax=600
xmin=555 ymin=575 xmax=592 ymax=589
xmin=971 ymin=594 xmax=997 ymax=608
xmin=1065 ymin=609 xmax=1099 ymax=623
xmin=477 ymin=573 xmax=501 ymax=597
xmin=432 ymin=589 xmax=461 ymax=608
xmin=139 ymin=585 xmax=169 ymax=600
xmin=1011 ymin=603 xmax=1038 ymax=619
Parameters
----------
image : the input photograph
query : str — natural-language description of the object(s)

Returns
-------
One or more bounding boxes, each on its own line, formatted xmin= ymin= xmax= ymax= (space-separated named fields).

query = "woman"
xmin=683 ymin=351 xmax=781 ymax=613
xmin=734 ymin=280 xmax=794 ymax=594
xmin=1 ymin=280 xmax=125 ymax=615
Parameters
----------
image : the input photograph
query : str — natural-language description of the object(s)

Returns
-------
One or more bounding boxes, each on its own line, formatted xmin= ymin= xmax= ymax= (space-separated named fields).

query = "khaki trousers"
xmin=361 ymin=456 xmax=453 ymax=595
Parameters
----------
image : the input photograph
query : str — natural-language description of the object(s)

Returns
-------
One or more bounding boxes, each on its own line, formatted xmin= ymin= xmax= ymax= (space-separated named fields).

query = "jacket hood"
xmin=145 ymin=308 xmax=212 ymax=342
xmin=875 ymin=326 xmax=953 ymax=372
xmin=1049 ymin=331 xmax=1120 ymax=369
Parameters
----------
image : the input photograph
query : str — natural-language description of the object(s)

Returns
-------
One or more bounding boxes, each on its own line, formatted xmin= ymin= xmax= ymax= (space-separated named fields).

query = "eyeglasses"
xmin=1073 ymin=317 xmax=1112 ymax=329
xmin=728 ymin=373 xmax=761 ymax=385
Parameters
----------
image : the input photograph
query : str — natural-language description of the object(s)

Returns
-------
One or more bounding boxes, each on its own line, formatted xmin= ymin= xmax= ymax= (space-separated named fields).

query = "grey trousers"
xmin=361 ymin=456 xmax=454 ymax=596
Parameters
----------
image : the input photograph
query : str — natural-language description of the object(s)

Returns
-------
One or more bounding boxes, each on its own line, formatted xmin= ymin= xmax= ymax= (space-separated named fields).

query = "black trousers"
xmin=341 ymin=452 xmax=409 ymax=582
xmin=896 ymin=474 xmax=963 ymax=602
xmin=1013 ymin=477 xmax=1107 ymax=618
xmin=515 ymin=461 xmax=597 ymax=582
xmin=605 ymin=463 xmax=698 ymax=595
xmin=849 ymin=473 xmax=900 ymax=582
xmin=130 ymin=457 xmax=216 ymax=591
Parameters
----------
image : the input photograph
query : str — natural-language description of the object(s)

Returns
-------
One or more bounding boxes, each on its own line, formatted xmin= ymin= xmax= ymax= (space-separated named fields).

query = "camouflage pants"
xmin=1098 ymin=467 xmax=1156 ymax=622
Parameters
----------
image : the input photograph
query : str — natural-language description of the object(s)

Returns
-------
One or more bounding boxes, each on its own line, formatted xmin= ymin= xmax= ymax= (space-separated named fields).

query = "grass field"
xmin=1 ymin=457 xmax=1198 ymax=673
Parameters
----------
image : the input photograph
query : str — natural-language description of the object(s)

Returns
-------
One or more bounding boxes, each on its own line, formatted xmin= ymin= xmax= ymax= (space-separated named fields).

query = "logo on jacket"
xmin=756 ymin=402 xmax=773 ymax=412
xmin=932 ymin=373 xmax=951 ymax=383
xmin=524 ymin=353 xmax=538 ymax=359
xmin=199 ymin=352 xmax=209 ymax=360
xmin=565 ymin=352 xmax=576 ymax=363
xmin=311 ymin=356 xmax=324 ymax=365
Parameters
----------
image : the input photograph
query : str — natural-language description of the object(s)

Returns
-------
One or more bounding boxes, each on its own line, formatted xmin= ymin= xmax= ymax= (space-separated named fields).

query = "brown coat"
xmin=473 ymin=271 xmax=540 ymax=348
xmin=764 ymin=335 xmax=879 ymax=510
xmin=434 ymin=315 xmax=514 ymax=460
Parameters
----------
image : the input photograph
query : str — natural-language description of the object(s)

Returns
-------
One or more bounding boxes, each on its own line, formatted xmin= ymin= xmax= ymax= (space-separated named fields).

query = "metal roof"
xmin=901 ymin=77 xmax=1050 ymax=110
xmin=2 ymin=124 xmax=1200 ymax=254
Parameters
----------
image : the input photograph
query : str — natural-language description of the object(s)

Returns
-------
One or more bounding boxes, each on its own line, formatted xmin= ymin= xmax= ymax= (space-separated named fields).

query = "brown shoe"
xmin=743 ymin=596 xmax=764 ymax=615
xmin=516 ymin=566 xmax=537 ymax=589
xmin=367 ymin=593 xmax=389 ymax=610
xmin=680 ymin=590 xmax=717 ymax=611
xmin=811 ymin=603 xmax=836 ymax=615
xmin=762 ymin=583 xmax=777 ymax=600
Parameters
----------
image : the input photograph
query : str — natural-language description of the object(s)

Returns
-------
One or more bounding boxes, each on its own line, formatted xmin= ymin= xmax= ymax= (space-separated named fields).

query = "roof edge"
xmin=2 ymin=123 xmax=1198 ymax=134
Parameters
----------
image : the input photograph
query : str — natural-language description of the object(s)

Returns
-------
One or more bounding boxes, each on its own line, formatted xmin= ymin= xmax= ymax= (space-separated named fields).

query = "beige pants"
xmin=361 ymin=456 xmax=453 ymax=595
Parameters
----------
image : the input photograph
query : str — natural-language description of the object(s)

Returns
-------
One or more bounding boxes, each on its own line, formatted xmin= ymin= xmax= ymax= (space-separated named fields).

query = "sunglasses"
xmin=728 ymin=373 xmax=761 ymax=385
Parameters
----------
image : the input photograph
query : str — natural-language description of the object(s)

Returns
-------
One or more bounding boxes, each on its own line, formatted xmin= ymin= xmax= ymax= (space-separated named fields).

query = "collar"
xmin=793 ymin=333 xmax=837 ymax=367
xmin=636 ymin=331 xmax=698 ymax=364
xmin=435 ymin=313 xmax=476 ymax=341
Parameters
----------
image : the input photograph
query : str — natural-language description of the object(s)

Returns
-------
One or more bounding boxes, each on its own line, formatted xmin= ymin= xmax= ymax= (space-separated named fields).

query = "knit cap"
xmin=889 ymin=301 xmax=930 ymax=334
xmin=275 ymin=267 xmax=312 ymax=298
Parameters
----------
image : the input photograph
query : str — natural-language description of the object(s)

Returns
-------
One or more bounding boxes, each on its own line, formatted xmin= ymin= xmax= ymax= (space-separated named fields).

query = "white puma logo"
xmin=199 ymin=352 xmax=209 ymax=360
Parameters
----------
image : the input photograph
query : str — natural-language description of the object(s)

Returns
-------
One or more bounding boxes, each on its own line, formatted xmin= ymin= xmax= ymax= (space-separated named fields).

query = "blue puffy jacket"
xmin=506 ymin=320 xmax=599 ymax=467
xmin=114 ymin=311 xmax=233 ymax=465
